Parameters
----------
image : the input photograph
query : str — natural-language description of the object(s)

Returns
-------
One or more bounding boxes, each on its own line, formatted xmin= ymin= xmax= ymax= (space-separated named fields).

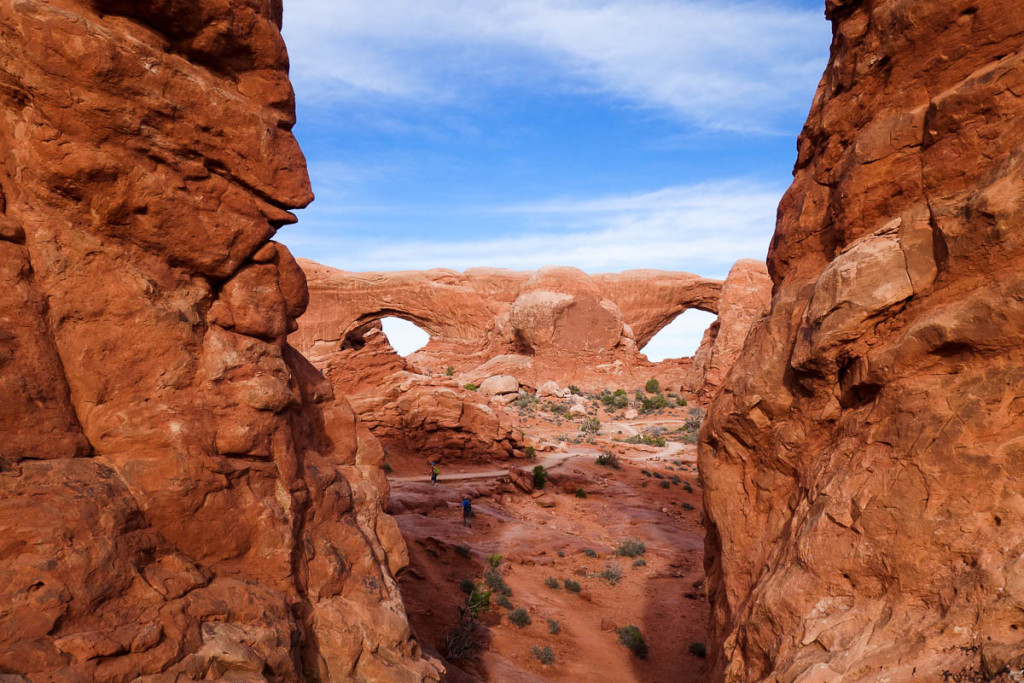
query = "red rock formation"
xmin=685 ymin=259 xmax=771 ymax=401
xmin=702 ymin=1 xmax=1024 ymax=679
xmin=0 ymin=1 xmax=437 ymax=679
xmin=291 ymin=261 xmax=724 ymax=390
xmin=315 ymin=322 xmax=525 ymax=464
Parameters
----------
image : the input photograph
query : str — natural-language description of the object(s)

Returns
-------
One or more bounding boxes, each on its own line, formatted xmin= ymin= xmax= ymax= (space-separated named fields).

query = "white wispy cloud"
xmin=278 ymin=179 xmax=781 ymax=277
xmin=282 ymin=0 xmax=828 ymax=132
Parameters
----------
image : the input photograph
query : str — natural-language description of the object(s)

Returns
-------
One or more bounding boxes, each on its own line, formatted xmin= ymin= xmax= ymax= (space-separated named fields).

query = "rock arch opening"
xmin=380 ymin=316 xmax=430 ymax=357
xmin=640 ymin=309 xmax=718 ymax=361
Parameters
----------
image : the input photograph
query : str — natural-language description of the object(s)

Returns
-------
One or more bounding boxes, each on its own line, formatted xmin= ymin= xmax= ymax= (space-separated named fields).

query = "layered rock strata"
xmin=702 ymin=0 xmax=1024 ymax=680
xmin=0 ymin=1 xmax=436 ymax=680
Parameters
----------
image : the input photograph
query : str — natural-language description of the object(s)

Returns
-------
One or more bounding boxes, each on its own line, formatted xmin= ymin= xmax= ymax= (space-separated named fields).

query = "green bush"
xmin=509 ymin=607 xmax=531 ymax=627
xmin=467 ymin=586 xmax=491 ymax=616
xmin=599 ymin=389 xmax=629 ymax=409
xmin=617 ymin=625 xmax=648 ymax=659
xmin=524 ymin=445 xmax=536 ymax=460
xmin=652 ymin=471 xmax=664 ymax=479
xmin=599 ymin=563 xmax=624 ymax=585
xmin=488 ymin=553 xmax=504 ymax=569
xmin=639 ymin=392 xmax=669 ymax=414
xmin=557 ymin=550 xmax=565 ymax=558
xmin=459 ymin=578 xmax=475 ymax=594
xmin=495 ymin=593 xmax=512 ymax=609
xmin=632 ymin=558 xmax=647 ymax=568
xmin=595 ymin=451 xmax=621 ymax=469
xmin=645 ymin=378 xmax=661 ymax=393
xmin=454 ymin=544 xmax=471 ymax=559
xmin=659 ymin=480 xmax=671 ymax=489
xmin=463 ymin=383 xmax=478 ymax=391
xmin=684 ymin=481 xmax=694 ymax=493
xmin=614 ymin=539 xmax=646 ymax=558
xmin=547 ymin=618 xmax=561 ymax=634
xmin=682 ymin=502 xmax=694 ymax=510
xmin=544 ymin=577 xmax=560 ymax=590
xmin=574 ymin=489 xmax=587 ymax=499
xmin=568 ymin=384 xmax=583 ymax=395
xmin=445 ymin=366 xmax=455 ymax=377
xmin=626 ymin=433 xmax=666 ymax=447
xmin=533 ymin=465 xmax=547 ymax=489
xmin=582 ymin=548 xmax=598 ymax=558
xmin=563 ymin=578 xmax=581 ymax=593
xmin=688 ymin=641 xmax=707 ymax=659
xmin=531 ymin=644 xmax=555 ymax=665
xmin=684 ymin=407 xmax=705 ymax=431
xmin=578 ymin=417 xmax=601 ymax=435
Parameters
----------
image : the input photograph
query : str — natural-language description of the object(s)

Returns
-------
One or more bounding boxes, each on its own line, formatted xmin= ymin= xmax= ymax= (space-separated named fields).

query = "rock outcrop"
xmin=702 ymin=1 xmax=1024 ymax=680
xmin=316 ymin=323 xmax=525 ymax=464
xmin=292 ymin=261 xmax=724 ymax=391
xmin=686 ymin=259 xmax=772 ymax=402
xmin=0 ymin=2 xmax=436 ymax=680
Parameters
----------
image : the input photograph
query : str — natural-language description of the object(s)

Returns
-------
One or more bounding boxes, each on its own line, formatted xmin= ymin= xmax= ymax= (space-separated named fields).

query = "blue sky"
xmin=277 ymin=0 xmax=832 ymax=359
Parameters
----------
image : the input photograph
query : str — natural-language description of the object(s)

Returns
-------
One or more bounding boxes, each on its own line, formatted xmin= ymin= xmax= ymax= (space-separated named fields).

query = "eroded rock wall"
xmin=0 ymin=1 xmax=436 ymax=679
xmin=702 ymin=1 xmax=1024 ymax=680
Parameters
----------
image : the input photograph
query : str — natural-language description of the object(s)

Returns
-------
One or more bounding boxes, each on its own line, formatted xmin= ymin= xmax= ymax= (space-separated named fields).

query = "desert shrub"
xmin=574 ymin=489 xmax=587 ymax=499
xmin=678 ymin=398 xmax=688 ymax=407
xmin=563 ymin=578 xmax=581 ymax=593
xmin=495 ymin=593 xmax=512 ymax=609
xmin=454 ymin=544 xmax=471 ymax=559
xmin=684 ymin=407 xmax=705 ymax=431
xmin=444 ymin=607 xmax=487 ymax=660
xmin=599 ymin=388 xmax=629 ymax=409
xmin=614 ymin=539 xmax=646 ymax=558
xmin=544 ymin=576 xmax=560 ymax=590
xmin=626 ymin=433 xmax=666 ymax=447
xmin=600 ymin=563 xmax=624 ymax=585
xmin=485 ymin=568 xmax=511 ymax=596
xmin=557 ymin=550 xmax=565 ymax=558
xmin=617 ymin=625 xmax=648 ymax=659
xmin=684 ymin=481 xmax=694 ymax=493
xmin=680 ymin=431 xmax=699 ymax=445
xmin=459 ymin=578 xmax=475 ymax=594
xmin=595 ymin=450 xmax=621 ymax=469
xmin=467 ymin=586 xmax=491 ymax=616
xmin=488 ymin=553 xmax=504 ymax=569
xmin=639 ymin=392 xmax=669 ymax=414
xmin=531 ymin=644 xmax=555 ymax=665
xmin=445 ymin=366 xmax=455 ymax=377
xmin=645 ymin=378 xmax=661 ymax=393
xmin=641 ymin=469 xmax=652 ymax=477
xmin=652 ymin=471 xmax=664 ymax=479
xmin=682 ymin=502 xmax=694 ymax=510
xmin=659 ymin=480 xmax=671 ymax=489
xmin=568 ymin=384 xmax=583 ymax=395
xmin=582 ymin=548 xmax=598 ymax=558
xmin=382 ymin=462 xmax=393 ymax=473
xmin=515 ymin=391 xmax=538 ymax=412
xmin=632 ymin=558 xmax=647 ymax=568
xmin=463 ymin=383 xmax=478 ymax=391
xmin=547 ymin=618 xmax=561 ymax=634
xmin=509 ymin=607 xmax=531 ymax=627
xmin=688 ymin=641 xmax=707 ymax=659
xmin=545 ymin=402 xmax=568 ymax=416
xmin=533 ymin=465 xmax=547 ymax=489
xmin=578 ymin=417 xmax=601 ymax=435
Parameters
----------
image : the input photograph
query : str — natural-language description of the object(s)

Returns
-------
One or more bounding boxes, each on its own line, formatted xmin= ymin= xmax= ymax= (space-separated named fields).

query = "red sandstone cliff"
xmin=701 ymin=0 xmax=1024 ymax=680
xmin=0 ymin=1 xmax=437 ymax=679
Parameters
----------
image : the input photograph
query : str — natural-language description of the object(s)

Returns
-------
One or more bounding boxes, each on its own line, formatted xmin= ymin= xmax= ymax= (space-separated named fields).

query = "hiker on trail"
xmin=462 ymin=496 xmax=472 ymax=528
xmin=430 ymin=461 xmax=439 ymax=485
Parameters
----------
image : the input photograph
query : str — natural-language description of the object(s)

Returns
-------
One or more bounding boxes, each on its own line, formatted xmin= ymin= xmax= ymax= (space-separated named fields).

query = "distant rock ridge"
xmin=702 ymin=0 xmax=1024 ymax=679
xmin=0 ymin=1 xmax=437 ymax=680
xmin=291 ymin=260 xmax=767 ymax=395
